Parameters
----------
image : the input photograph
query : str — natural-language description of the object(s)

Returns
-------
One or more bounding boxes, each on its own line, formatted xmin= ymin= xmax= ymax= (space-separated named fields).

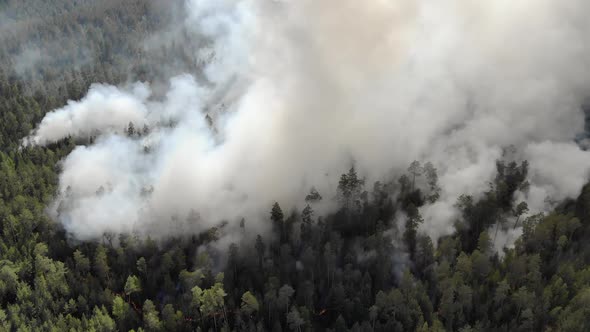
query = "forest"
xmin=2 ymin=0 xmax=590 ymax=331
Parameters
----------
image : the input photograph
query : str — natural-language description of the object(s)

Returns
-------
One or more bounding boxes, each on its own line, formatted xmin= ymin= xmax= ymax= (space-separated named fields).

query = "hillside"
xmin=1 ymin=1 xmax=590 ymax=331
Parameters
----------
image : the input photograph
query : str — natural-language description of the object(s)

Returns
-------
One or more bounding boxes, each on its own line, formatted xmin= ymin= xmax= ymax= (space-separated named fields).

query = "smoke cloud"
xmin=27 ymin=0 xmax=590 ymax=243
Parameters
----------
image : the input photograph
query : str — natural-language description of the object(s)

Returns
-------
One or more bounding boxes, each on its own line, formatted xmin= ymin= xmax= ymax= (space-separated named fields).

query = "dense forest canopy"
xmin=2 ymin=0 xmax=590 ymax=331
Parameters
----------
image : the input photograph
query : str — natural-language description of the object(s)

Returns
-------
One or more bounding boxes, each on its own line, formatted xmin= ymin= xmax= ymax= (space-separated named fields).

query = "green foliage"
xmin=0 ymin=4 xmax=590 ymax=331
xmin=192 ymin=274 xmax=227 ymax=322
xmin=404 ymin=208 xmax=424 ymax=259
xmin=111 ymin=296 xmax=128 ymax=321
xmin=124 ymin=275 xmax=141 ymax=296
xmin=88 ymin=306 xmax=116 ymax=332
xmin=287 ymin=306 xmax=305 ymax=332
xmin=337 ymin=167 xmax=364 ymax=210
xmin=240 ymin=291 xmax=260 ymax=315
xmin=142 ymin=300 xmax=161 ymax=332
xmin=271 ymin=202 xmax=284 ymax=224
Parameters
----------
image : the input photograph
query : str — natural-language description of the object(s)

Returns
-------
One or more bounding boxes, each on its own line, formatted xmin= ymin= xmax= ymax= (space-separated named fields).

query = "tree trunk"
xmin=513 ymin=216 xmax=521 ymax=230
xmin=223 ymin=304 xmax=228 ymax=326
xmin=494 ymin=221 xmax=500 ymax=244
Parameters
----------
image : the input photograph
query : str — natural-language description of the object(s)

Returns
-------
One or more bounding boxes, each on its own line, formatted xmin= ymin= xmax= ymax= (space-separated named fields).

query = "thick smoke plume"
xmin=27 ymin=0 xmax=590 ymax=243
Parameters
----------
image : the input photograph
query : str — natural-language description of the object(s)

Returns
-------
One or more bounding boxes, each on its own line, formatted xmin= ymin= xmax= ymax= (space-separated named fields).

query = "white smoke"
xmin=26 ymin=83 xmax=151 ymax=145
xmin=27 ymin=0 xmax=590 ymax=242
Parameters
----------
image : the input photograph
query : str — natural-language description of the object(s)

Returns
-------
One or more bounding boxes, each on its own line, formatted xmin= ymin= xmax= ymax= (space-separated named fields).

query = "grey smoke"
xmin=27 ymin=0 xmax=590 ymax=244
